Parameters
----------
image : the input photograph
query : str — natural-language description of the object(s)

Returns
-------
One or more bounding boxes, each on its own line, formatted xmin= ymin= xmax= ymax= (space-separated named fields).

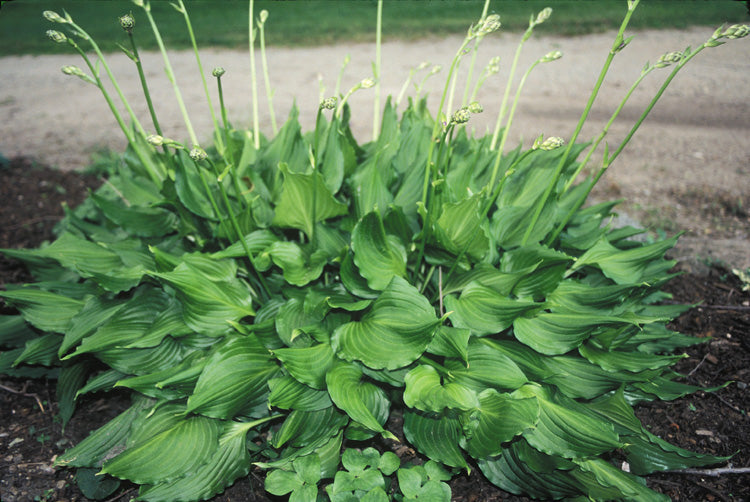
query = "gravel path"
xmin=1 ymin=27 xmax=748 ymax=270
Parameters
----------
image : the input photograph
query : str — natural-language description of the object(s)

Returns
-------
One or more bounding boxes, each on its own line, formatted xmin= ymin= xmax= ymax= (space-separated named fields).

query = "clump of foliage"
xmin=1 ymin=1 xmax=747 ymax=501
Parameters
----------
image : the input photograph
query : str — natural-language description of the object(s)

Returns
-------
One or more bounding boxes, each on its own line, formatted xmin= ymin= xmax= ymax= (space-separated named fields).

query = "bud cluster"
xmin=259 ymin=9 xmax=269 ymax=24
xmin=189 ymin=147 xmax=208 ymax=162
xmin=61 ymin=65 xmax=96 ymax=85
xmin=43 ymin=10 xmax=68 ymax=24
xmin=46 ymin=30 xmax=67 ymax=44
xmin=654 ymin=51 xmax=683 ymax=68
xmin=707 ymin=23 xmax=750 ymax=47
xmin=532 ymin=7 xmax=552 ymax=28
xmin=119 ymin=13 xmax=135 ymax=33
xmin=533 ymin=135 xmax=565 ymax=151
xmin=540 ymin=50 xmax=562 ymax=63
xmin=320 ymin=96 xmax=338 ymax=110
xmin=212 ymin=67 xmax=226 ymax=78
xmin=474 ymin=14 xmax=501 ymax=37
xmin=359 ymin=78 xmax=376 ymax=89
xmin=486 ymin=56 xmax=501 ymax=75
xmin=450 ymin=102 xmax=483 ymax=126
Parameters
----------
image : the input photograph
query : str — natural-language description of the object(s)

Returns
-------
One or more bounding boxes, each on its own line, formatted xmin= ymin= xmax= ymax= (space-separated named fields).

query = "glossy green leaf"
xmin=268 ymin=241 xmax=328 ymax=287
xmin=90 ymin=191 xmax=178 ymax=237
xmin=331 ymin=276 xmax=439 ymax=370
xmin=403 ymin=364 xmax=478 ymax=412
xmin=351 ymin=210 xmax=407 ymax=291
xmin=403 ymin=410 xmax=467 ymax=469
xmin=187 ymin=335 xmax=278 ymax=419
xmin=2 ymin=288 xmax=84 ymax=333
xmin=273 ymin=343 xmax=335 ymax=389
xmin=462 ymin=388 xmax=539 ymax=458
xmin=151 ymin=262 xmax=255 ymax=335
xmin=445 ymin=282 xmax=540 ymax=336
xmin=272 ymin=163 xmax=347 ymax=238
xmin=268 ymin=375 xmax=333 ymax=411
xmin=434 ymin=193 xmax=489 ymax=260
xmin=325 ymin=361 xmax=394 ymax=439
xmin=444 ymin=339 xmax=529 ymax=392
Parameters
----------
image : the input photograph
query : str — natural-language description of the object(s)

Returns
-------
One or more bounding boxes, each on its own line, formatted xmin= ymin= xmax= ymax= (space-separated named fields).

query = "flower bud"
xmin=147 ymin=134 xmax=164 ymax=146
xmin=477 ymin=14 xmax=501 ymax=36
xmin=541 ymin=50 xmax=562 ymax=63
xmin=360 ymin=78 xmax=376 ymax=89
xmin=43 ymin=10 xmax=67 ymax=24
xmin=534 ymin=7 xmax=552 ymax=26
xmin=320 ymin=96 xmax=337 ymax=110
xmin=534 ymin=136 xmax=565 ymax=151
xmin=429 ymin=64 xmax=442 ymax=76
xmin=451 ymin=107 xmax=471 ymax=125
xmin=212 ymin=67 xmax=226 ymax=78
xmin=416 ymin=61 xmax=430 ymax=71
xmin=189 ymin=147 xmax=208 ymax=162
xmin=132 ymin=0 xmax=145 ymax=7
xmin=46 ymin=30 xmax=67 ymax=43
xmin=259 ymin=9 xmax=269 ymax=24
xmin=655 ymin=51 xmax=682 ymax=68
xmin=723 ymin=24 xmax=749 ymax=39
xmin=468 ymin=102 xmax=483 ymax=114
xmin=119 ymin=13 xmax=135 ymax=33
xmin=61 ymin=65 xmax=97 ymax=85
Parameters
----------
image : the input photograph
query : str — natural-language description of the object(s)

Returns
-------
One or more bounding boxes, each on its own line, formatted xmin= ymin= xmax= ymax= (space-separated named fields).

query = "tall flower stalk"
xmin=520 ymin=0 xmax=639 ymax=246
xmin=257 ymin=9 xmax=278 ymax=136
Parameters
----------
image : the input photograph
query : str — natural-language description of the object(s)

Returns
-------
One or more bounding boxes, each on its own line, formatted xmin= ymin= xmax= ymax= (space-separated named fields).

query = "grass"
xmin=0 ymin=0 xmax=747 ymax=56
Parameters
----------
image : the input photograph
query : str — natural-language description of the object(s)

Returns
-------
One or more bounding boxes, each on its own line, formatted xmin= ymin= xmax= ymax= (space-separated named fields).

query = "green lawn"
xmin=0 ymin=0 xmax=747 ymax=56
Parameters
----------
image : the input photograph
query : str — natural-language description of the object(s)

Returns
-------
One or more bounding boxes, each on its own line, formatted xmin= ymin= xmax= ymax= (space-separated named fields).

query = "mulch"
xmin=1 ymin=157 xmax=748 ymax=501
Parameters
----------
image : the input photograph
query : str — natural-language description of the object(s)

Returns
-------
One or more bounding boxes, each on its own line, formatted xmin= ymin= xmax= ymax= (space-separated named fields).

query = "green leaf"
xmin=102 ymin=415 xmax=220 ymax=484
xmin=55 ymin=397 xmax=153 ymax=468
xmin=57 ymin=361 xmax=89 ymax=428
xmin=173 ymin=151 xmax=222 ymax=219
xmin=572 ymin=457 xmax=669 ymax=501
xmin=462 ymin=388 xmax=540 ymax=458
xmin=331 ymin=276 xmax=439 ymax=370
xmin=434 ymin=193 xmax=489 ymax=260
xmin=272 ymin=406 xmax=347 ymax=449
xmin=13 ymin=333 xmax=62 ymax=366
xmin=351 ymin=210 xmax=407 ymax=291
xmin=579 ymin=341 xmax=685 ymax=373
xmin=569 ymin=236 xmax=678 ymax=284
xmin=90 ymin=191 xmax=178 ymax=237
xmin=268 ymin=241 xmax=328 ymax=287
xmin=75 ymin=468 xmax=120 ymax=500
xmin=2 ymin=288 xmax=84 ymax=333
xmin=445 ymin=282 xmax=540 ymax=336
xmin=139 ymin=420 xmax=267 ymax=502
xmin=404 ymin=364 xmax=478 ymax=412
xmin=444 ymin=338 xmax=529 ymax=392
xmin=272 ymin=163 xmax=347 ymax=238
xmin=518 ymin=386 xmax=623 ymax=459
xmin=268 ymin=375 xmax=333 ymax=411
xmin=325 ymin=361 xmax=394 ymax=439
xmin=273 ymin=343 xmax=335 ymax=389
xmin=151 ymin=261 xmax=255 ymax=335
xmin=187 ymin=335 xmax=278 ymax=419
xmin=403 ymin=410 xmax=467 ymax=469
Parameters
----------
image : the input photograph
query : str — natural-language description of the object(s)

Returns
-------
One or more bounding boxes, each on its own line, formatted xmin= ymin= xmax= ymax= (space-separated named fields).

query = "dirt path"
xmin=1 ymin=28 xmax=748 ymax=270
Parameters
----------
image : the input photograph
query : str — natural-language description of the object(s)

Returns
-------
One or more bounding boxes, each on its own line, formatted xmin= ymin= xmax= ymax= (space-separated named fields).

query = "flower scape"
xmin=1 ymin=1 xmax=749 ymax=501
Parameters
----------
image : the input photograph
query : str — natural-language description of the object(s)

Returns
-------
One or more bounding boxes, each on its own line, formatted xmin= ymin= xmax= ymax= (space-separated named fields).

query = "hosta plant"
xmin=1 ymin=1 xmax=747 ymax=501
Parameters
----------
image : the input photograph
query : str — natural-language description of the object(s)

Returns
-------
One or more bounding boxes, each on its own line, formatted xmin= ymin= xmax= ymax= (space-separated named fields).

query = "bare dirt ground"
xmin=1 ymin=28 xmax=748 ymax=270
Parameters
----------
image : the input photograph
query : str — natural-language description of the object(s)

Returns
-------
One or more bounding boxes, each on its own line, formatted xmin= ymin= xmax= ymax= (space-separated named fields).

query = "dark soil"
xmin=1 ymin=158 xmax=748 ymax=502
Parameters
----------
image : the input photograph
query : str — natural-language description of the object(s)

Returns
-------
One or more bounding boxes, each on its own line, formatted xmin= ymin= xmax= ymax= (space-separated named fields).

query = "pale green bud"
xmin=320 ymin=96 xmax=337 ymax=110
xmin=147 ymin=134 xmax=164 ymax=146
xmin=723 ymin=24 xmax=749 ymax=39
xmin=416 ymin=61 xmax=430 ymax=71
xmin=259 ymin=9 xmax=269 ymax=24
xmin=360 ymin=78 xmax=376 ymax=89
xmin=189 ymin=147 xmax=208 ymax=162
xmin=429 ymin=64 xmax=442 ymax=76
xmin=46 ymin=30 xmax=67 ymax=43
xmin=477 ymin=14 xmax=501 ymax=36
xmin=655 ymin=51 xmax=683 ymax=68
xmin=541 ymin=50 xmax=562 ymax=63
xmin=61 ymin=65 xmax=96 ymax=85
xmin=212 ymin=67 xmax=226 ymax=78
xmin=132 ymin=0 xmax=145 ymax=7
xmin=451 ymin=107 xmax=471 ymax=125
xmin=534 ymin=136 xmax=565 ymax=151
xmin=119 ymin=13 xmax=135 ymax=33
xmin=468 ymin=102 xmax=483 ymax=114
xmin=534 ymin=7 xmax=552 ymax=26
xmin=43 ymin=10 xmax=67 ymax=24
